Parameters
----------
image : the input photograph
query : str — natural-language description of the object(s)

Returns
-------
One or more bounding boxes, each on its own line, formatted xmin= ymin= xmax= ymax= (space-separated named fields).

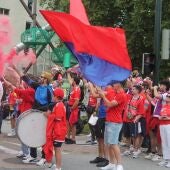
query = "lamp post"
xmin=153 ymin=0 xmax=162 ymax=85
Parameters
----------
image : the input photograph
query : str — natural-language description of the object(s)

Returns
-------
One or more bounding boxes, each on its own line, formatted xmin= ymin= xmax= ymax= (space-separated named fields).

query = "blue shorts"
xmin=104 ymin=122 xmax=122 ymax=145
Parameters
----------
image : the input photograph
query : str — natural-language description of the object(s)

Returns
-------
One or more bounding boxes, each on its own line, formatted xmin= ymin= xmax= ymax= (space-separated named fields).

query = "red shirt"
xmin=124 ymin=95 xmax=145 ymax=122
xmin=68 ymin=86 xmax=81 ymax=106
xmin=52 ymin=102 xmax=67 ymax=141
xmin=106 ymin=89 xmax=126 ymax=123
xmin=88 ymin=94 xmax=97 ymax=107
xmin=159 ymin=104 xmax=170 ymax=125
xmin=14 ymin=88 xmax=35 ymax=113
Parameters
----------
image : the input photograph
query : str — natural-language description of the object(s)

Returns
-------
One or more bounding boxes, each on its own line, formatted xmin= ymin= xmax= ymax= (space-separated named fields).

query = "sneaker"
xmin=96 ymin=159 xmax=109 ymax=167
xmin=152 ymin=154 xmax=162 ymax=162
xmin=165 ymin=161 xmax=170 ymax=168
xmin=122 ymin=150 xmax=131 ymax=156
xmin=90 ymin=157 xmax=105 ymax=164
xmin=158 ymin=160 xmax=168 ymax=166
xmin=22 ymin=156 xmax=37 ymax=164
xmin=7 ymin=130 xmax=16 ymax=137
xmin=145 ymin=153 xmax=154 ymax=160
xmin=132 ymin=149 xmax=141 ymax=158
xmin=44 ymin=162 xmax=56 ymax=168
xmin=16 ymin=151 xmax=25 ymax=158
xmin=36 ymin=158 xmax=46 ymax=166
xmin=22 ymin=154 xmax=30 ymax=160
xmin=117 ymin=165 xmax=124 ymax=170
xmin=91 ymin=140 xmax=97 ymax=145
xmin=100 ymin=163 xmax=116 ymax=170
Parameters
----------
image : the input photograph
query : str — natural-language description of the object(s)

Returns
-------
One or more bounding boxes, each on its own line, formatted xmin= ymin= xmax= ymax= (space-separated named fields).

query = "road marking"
xmin=0 ymin=145 xmax=18 ymax=155
xmin=4 ymin=141 xmax=21 ymax=146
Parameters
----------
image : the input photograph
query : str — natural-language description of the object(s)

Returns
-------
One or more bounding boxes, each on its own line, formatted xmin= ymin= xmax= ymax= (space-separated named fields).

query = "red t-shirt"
xmin=123 ymin=92 xmax=132 ymax=122
xmin=159 ymin=104 xmax=170 ymax=125
xmin=68 ymin=86 xmax=81 ymax=106
xmin=14 ymin=88 xmax=35 ymax=113
xmin=124 ymin=95 xmax=145 ymax=122
xmin=106 ymin=90 xmax=126 ymax=123
xmin=88 ymin=94 xmax=97 ymax=107
xmin=52 ymin=102 xmax=67 ymax=141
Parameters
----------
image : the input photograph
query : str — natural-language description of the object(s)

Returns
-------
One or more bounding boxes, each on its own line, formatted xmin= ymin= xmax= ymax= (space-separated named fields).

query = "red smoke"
xmin=0 ymin=15 xmax=36 ymax=77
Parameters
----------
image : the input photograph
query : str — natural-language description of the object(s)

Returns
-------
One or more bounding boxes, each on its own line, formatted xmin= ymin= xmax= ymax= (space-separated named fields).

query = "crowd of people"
xmin=0 ymin=65 xmax=170 ymax=170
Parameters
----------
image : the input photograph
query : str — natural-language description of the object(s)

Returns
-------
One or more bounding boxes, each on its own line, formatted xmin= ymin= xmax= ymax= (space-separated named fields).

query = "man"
xmin=66 ymin=73 xmax=81 ymax=144
xmin=98 ymin=82 xmax=126 ymax=170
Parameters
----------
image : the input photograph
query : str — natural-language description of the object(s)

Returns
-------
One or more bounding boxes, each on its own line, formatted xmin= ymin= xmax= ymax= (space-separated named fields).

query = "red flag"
xmin=40 ymin=10 xmax=132 ymax=86
xmin=70 ymin=0 xmax=90 ymax=25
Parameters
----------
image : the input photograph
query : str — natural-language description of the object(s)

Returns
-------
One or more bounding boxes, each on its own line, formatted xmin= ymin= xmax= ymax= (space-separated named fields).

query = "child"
xmin=44 ymin=88 xmax=67 ymax=170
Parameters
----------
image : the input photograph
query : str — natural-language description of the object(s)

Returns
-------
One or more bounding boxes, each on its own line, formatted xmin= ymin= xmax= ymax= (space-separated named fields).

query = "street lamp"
xmin=153 ymin=0 xmax=162 ymax=85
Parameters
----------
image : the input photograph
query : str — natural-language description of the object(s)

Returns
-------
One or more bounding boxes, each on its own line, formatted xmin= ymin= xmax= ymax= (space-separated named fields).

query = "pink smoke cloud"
xmin=0 ymin=15 xmax=12 ymax=47
xmin=0 ymin=15 xmax=37 ymax=77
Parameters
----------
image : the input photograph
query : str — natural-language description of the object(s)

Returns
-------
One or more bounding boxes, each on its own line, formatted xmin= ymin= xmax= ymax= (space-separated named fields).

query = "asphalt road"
xmin=0 ymin=120 xmax=168 ymax=170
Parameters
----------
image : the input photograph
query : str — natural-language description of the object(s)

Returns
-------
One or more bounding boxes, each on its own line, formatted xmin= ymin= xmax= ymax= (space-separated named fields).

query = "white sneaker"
xmin=22 ymin=156 xmax=37 ymax=164
xmin=101 ymin=163 xmax=116 ymax=170
xmin=116 ymin=165 xmax=124 ymax=170
xmin=122 ymin=150 xmax=131 ymax=156
xmin=22 ymin=154 xmax=30 ymax=160
xmin=132 ymin=149 xmax=141 ymax=158
xmin=7 ymin=130 xmax=16 ymax=137
xmin=165 ymin=161 xmax=170 ymax=168
xmin=16 ymin=151 xmax=25 ymax=158
xmin=145 ymin=153 xmax=154 ymax=160
xmin=158 ymin=160 xmax=168 ymax=166
xmin=36 ymin=158 xmax=46 ymax=166
xmin=152 ymin=155 xmax=162 ymax=162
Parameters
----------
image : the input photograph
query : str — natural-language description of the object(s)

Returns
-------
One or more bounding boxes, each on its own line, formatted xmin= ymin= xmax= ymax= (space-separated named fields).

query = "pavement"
xmin=0 ymin=120 xmax=168 ymax=170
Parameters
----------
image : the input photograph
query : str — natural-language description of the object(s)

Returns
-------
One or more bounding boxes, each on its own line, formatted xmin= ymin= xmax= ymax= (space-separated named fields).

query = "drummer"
xmin=11 ymin=66 xmax=53 ymax=164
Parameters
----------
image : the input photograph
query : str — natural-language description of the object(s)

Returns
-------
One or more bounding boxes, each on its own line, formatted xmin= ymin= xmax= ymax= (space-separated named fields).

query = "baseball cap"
xmin=53 ymin=88 xmax=64 ymax=99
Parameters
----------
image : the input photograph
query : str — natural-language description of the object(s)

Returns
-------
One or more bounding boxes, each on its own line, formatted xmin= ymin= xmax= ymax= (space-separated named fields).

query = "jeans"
xmin=21 ymin=143 xmax=29 ymax=156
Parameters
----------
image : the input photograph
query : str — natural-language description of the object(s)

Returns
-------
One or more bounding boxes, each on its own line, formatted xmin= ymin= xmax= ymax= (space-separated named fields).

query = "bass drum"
xmin=16 ymin=109 xmax=47 ymax=147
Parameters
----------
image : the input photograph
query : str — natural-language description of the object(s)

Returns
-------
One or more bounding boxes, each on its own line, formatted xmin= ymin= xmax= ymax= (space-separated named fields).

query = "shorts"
xmin=53 ymin=141 xmax=63 ymax=148
xmin=95 ymin=118 xmax=105 ymax=139
xmin=122 ymin=122 xmax=131 ymax=138
xmin=104 ymin=122 xmax=122 ymax=145
xmin=10 ymin=110 xmax=18 ymax=119
xmin=124 ymin=118 xmax=146 ymax=137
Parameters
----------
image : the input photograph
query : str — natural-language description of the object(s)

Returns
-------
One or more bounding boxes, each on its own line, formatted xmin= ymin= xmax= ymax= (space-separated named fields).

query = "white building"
xmin=0 ymin=0 xmax=54 ymax=75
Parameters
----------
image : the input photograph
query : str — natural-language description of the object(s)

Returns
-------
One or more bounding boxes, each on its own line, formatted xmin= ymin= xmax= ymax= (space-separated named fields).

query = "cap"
xmin=53 ymin=88 xmax=64 ymax=99
xmin=41 ymin=72 xmax=52 ymax=82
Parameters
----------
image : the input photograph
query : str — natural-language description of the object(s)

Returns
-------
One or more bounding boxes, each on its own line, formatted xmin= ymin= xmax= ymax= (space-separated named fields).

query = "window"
xmin=0 ymin=8 xmax=10 ymax=15
xmin=25 ymin=21 xmax=32 ymax=30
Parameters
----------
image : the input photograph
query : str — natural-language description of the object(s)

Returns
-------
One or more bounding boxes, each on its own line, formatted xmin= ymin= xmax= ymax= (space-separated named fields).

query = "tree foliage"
xmin=39 ymin=0 xmax=170 ymax=70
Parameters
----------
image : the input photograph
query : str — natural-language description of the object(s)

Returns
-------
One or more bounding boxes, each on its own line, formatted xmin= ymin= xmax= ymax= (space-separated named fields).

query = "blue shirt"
xmin=35 ymin=85 xmax=53 ymax=105
xmin=98 ymin=99 xmax=106 ymax=118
